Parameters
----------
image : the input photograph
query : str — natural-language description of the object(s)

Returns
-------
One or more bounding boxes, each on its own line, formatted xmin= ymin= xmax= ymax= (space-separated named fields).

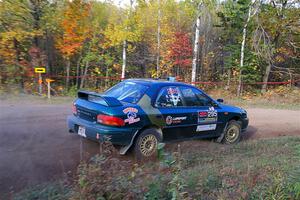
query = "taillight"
xmin=97 ymin=114 xmax=125 ymax=126
xmin=72 ymin=103 xmax=77 ymax=115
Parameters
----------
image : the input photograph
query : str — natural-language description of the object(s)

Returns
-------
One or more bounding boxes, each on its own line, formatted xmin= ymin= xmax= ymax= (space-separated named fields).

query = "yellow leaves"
xmin=103 ymin=7 xmax=143 ymax=48
xmin=127 ymin=44 xmax=135 ymax=53
xmin=0 ymin=29 xmax=38 ymax=65
xmin=94 ymin=67 xmax=101 ymax=74
xmin=232 ymin=69 xmax=239 ymax=77
xmin=104 ymin=24 xmax=129 ymax=46
xmin=275 ymin=55 xmax=285 ymax=63
xmin=241 ymin=92 xmax=253 ymax=100
xmin=0 ymin=30 xmax=38 ymax=43
xmin=208 ymin=51 xmax=215 ymax=57
xmin=113 ymin=63 xmax=121 ymax=70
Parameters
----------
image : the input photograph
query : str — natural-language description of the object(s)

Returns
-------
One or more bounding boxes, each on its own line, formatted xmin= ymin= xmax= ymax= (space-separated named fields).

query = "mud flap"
xmin=119 ymin=130 xmax=139 ymax=155
xmin=216 ymin=123 xmax=228 ymax=143
xmin=119 ymin=128 xmax=163 ymax=155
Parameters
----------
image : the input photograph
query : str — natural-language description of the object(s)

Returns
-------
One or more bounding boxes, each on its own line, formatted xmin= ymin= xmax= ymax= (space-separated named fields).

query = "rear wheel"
xmin=134 ymin=128 xmax=160 ymax=160
xmin=223 ymin=120 xmax=242 ymax=144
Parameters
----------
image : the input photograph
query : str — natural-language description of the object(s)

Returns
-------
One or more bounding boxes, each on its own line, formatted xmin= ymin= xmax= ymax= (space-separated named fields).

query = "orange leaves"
xmin=165 ymin=32 xmax=192 ymax=68
xmin=56 ymin=0 xmax=92 ymax=58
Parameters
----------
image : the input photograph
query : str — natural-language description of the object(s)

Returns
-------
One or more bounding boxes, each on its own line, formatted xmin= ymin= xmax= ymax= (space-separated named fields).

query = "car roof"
xmin=124 ymin=78 xmax=192 ymax=87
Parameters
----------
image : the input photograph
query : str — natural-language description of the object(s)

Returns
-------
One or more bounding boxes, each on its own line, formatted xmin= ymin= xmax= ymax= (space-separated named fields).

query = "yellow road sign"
xmin=35 ymin=67 xmax=46 ymax=73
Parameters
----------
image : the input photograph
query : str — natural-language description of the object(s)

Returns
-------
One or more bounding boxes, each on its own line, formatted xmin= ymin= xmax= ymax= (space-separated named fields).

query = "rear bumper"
xmin=241 ymin=117 xmax=249 ymax=132
xmin=67 ymin=115 xmax=137 ymax=145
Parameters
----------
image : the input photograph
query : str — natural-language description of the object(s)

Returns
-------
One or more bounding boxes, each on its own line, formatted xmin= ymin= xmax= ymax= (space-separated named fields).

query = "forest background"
xmin=0 ymin=0 xmax=299 ymax=96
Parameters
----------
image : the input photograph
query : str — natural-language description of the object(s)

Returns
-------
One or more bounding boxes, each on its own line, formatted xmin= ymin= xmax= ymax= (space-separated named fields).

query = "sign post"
xmin=34 ymin=67 xmax=46 ymax=95
xmin=45 ymin=79 xmax=55 ymax=99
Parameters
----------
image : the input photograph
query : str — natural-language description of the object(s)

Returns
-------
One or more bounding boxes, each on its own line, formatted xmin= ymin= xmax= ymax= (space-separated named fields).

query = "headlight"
xmin=241 ymin=109 xmax=247 ymax=118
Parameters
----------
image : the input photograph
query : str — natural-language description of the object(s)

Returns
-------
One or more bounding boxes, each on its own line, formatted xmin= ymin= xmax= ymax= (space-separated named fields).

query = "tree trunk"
xmin=191 ymin=15 xmax=201 ymax=85
xmin=45 ymin=31 xmax=53 ymax=74
xmin=156 ymin=0 xmax=161 ymax=78
xmin=29 ymin=0 xmax=41 ymax=47
xmin=261 ymin=62 xmax=271 ymax=93
xmin=13 ymin=38 xmax=24 ymax=91
xmin=80 ymin=61 xmax=89 ymax=89
xmin=121 ymin=40 xmax=126 ymax=79
xmin=105 ymin=65 xmax=109 ymax=89
xmin=226 ymin=68 xmax=231 ymax=90
xmin=76 ymin=53 xmax=82 ymax=89
xmin=66 ymin=59 xmax=70 ymax=90
xmin=237 ymin=0 xmax=255 ymax=96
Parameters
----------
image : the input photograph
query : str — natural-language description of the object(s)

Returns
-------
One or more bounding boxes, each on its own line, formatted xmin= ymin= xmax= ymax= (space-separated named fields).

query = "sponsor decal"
xmin=198 ymin=107 xmax=218 ymax=124
xmin=165 ymin=115 xmax=187 ymax=125
xmin=166 ymin=116 xmax=173 ymax=125
xmin=166 ymin=87 xmax=181 ymax=106
xmin=198 ymin=117 xmax=217 ymax=123
xmin=199 ymin=111 xmax=208 ymax=118
xmin=123 ymin=107 xmax=140 ymax=124
xmin=196 ymin=124 xmax=217 ymax=132
xmin=167 ymin=87 xmax=179 ymax=95
xmin=123 ymin=107 xmax=138 ymax=113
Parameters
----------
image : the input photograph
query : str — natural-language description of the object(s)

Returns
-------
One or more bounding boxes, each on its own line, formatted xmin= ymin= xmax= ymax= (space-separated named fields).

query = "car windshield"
xmin=104 ymin=81 xmax=148 ymax=104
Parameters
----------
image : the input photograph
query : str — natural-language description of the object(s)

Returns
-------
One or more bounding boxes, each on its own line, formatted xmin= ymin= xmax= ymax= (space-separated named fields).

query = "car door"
xmin=179 ymin=86 xmax=222 ymax=137
xmin=155 ymin=86 xmax=195 ymax=141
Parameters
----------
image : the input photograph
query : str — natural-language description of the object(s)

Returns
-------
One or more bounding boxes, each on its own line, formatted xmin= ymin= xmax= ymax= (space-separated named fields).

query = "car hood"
xmin=219 ymin=104 xmax=247 ymax=114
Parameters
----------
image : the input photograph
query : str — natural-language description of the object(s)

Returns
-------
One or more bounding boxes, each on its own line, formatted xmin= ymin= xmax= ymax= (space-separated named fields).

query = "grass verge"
xmin=13 ymin=136 xmax=300 ymax=200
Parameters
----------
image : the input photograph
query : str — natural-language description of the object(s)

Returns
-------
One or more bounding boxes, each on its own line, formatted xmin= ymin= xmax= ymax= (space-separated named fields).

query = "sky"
xmin=100 ymin=0 xmax=182 ymax=8
xmin=99 ymin=0 xmax=134 ymax=8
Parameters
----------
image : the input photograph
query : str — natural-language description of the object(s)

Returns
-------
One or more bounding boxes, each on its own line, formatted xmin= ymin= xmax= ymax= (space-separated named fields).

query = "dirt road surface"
xmin=0 ymin=101 xmax=299 ymax=197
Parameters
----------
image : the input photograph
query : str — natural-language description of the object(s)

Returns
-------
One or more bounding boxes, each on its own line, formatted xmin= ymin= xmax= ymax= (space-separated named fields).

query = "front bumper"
xmin=241 ymin=117 xmax=249 ymax=132
xmin=67 ymin=115 xmax=137 ymax=145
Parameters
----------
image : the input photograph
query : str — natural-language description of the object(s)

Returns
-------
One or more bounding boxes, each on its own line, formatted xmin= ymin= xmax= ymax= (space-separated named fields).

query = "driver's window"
xmin=180 ymin=86 xmax=212 ymax=107
xmin=155 ymin=86 xmax=183 ymax=107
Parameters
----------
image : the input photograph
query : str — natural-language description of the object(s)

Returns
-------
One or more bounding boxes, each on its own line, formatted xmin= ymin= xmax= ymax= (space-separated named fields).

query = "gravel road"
xmin=0 ymin=101 xmax=299 ymax=197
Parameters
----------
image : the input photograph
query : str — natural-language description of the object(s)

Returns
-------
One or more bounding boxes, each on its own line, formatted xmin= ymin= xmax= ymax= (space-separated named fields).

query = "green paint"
xmin=138 ymin=95 xmax=165 ymax=127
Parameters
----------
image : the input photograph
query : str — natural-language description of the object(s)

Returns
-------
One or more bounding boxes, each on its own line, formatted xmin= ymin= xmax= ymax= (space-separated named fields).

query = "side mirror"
xmin=217 ymin=98 xmax=224 ymax=103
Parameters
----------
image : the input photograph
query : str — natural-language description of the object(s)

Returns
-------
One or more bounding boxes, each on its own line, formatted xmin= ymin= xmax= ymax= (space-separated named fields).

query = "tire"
xmin=223 ymin=120 xmax=242 ymax=144
xmin=134 ymin=128 xmax=160 ymax=160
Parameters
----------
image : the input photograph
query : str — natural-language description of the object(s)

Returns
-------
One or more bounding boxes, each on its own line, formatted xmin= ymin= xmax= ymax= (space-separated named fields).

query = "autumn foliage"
xmin=167 ymin=32 xmax=192 ymax=68
xmin=0 ymin=0 xmax=299 ymax=93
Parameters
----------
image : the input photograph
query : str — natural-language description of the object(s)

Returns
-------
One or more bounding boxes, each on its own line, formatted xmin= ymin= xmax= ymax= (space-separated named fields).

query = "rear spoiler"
xmin=78 ymin=91 xmax=122 ymax=107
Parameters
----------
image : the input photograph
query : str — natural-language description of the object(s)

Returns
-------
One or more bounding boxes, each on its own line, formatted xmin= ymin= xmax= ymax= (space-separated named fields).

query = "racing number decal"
xmin=196 ymin=107 xmax=218 ymax=132
xmin=208 ymin=107 xmax=218 ymax=118
xmin=198 ymin=107 xmax=218 ymax=124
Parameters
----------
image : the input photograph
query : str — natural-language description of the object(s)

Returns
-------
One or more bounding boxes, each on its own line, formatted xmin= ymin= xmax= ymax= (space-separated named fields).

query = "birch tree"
xmin=104 ymin=1 xmax=142 ymax=79
xmin=191 ymin=3 xmax=202 ymax=85
xmin=237 ymin=0 xmax=257 ymax=96
xmin=156 ymin=0 xmax=161 ymax=78
xmin=121 ymin=0 xmax=134 ymax=79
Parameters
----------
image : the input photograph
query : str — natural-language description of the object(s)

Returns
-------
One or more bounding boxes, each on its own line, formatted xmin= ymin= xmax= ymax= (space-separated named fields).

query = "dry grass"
xmin=207 ymin=86 xmax=300 ymax=110
xmin=14 ymin=136 xmax=300 ymax=200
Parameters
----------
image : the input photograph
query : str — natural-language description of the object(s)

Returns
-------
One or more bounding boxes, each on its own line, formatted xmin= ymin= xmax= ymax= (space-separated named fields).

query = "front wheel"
xmin=223 ymin=120 xmax=242 ymax=144
xmin=134 ymin=128 xmax=160 ymax=160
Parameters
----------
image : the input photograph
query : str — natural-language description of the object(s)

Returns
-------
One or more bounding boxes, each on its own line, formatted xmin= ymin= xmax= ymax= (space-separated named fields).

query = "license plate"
xmin=78 ymin=126 xmax=86 ymax=137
